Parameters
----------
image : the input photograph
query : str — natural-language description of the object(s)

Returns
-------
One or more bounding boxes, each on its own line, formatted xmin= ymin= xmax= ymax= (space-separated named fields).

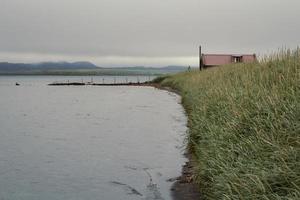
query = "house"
xmin=200 ymin=54 xmax=256 ymax=69
xmin=198 ymin=47 xmax=256 ymax=69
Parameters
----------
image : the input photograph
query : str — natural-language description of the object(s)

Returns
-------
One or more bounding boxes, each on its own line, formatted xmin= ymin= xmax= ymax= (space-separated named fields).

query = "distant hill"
xmin=0 ymin=61 xmax=99 ymax=71
xmin=0 ymin=61 xmax=189 ymax=75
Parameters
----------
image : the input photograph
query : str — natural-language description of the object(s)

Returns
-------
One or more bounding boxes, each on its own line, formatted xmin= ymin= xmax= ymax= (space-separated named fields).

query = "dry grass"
xmin=155 ymin=49 xmax=300 ymax=199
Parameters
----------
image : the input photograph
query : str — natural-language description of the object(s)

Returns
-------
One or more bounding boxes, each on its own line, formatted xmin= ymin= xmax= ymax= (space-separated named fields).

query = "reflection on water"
xmin=0 ymin=76 xmax=187 ymax=200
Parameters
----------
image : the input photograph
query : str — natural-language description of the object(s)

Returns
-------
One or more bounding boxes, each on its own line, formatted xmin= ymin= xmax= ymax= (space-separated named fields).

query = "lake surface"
xmin=0 ymin=76 xmax=187 ymax=200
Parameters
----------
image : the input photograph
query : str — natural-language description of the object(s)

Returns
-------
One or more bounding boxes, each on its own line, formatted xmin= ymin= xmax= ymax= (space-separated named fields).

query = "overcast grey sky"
xmin=0 ymin=0 xmax=299 ymax=67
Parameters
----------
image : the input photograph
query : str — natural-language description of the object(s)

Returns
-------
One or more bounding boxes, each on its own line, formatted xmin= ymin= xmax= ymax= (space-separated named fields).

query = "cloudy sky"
xmin=0 ymin=0 xmax=299 ymax=67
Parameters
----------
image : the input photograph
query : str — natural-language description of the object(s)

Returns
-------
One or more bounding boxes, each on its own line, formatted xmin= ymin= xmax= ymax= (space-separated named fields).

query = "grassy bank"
xmin=156 ymin=50 xmax=300 ymax=199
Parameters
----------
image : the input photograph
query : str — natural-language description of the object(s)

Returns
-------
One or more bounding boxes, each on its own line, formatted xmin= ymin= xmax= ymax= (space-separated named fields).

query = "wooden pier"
xmin=48 ymin=81 xmax=155 ymax=86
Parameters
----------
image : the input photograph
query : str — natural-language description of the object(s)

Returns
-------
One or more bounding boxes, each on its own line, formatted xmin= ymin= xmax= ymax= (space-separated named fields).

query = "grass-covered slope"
xmin=157 ymin=50 xmax=300 ymax=199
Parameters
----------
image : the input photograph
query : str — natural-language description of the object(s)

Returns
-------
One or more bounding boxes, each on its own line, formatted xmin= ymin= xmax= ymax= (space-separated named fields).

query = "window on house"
xmin=233 ymin=56 xmax=242 ymax=63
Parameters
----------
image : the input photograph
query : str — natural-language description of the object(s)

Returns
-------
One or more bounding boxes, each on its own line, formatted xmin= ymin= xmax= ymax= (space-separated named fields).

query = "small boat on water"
xmin=15 ymin=82 xmax=20 ymax=86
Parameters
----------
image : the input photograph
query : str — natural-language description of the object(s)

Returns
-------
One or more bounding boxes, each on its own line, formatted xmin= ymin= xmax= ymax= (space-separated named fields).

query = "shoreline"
xmin=153 ymin=85 xmax=202 ymax=200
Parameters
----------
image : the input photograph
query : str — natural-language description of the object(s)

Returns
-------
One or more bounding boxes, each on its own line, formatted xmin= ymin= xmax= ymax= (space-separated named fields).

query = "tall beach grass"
xmin=156 ymin=49 xmax=300 ymax=199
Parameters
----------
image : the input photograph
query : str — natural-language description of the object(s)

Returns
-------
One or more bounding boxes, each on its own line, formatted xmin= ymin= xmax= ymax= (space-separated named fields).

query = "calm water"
xmin=0 ymin=76 xmax=187 ymax=200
